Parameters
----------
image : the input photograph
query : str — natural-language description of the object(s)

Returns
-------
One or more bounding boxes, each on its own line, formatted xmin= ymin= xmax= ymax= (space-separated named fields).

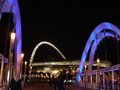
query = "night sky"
xmin=19 ymin=1 xmax=120 ymax=64
xmin=0 ymin=1 xmax=120 ymax=65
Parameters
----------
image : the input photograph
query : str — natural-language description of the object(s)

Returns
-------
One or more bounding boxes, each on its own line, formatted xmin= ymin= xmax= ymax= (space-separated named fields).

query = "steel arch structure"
xmin=29 ymin=41 xmax=66 ymax=67
xmin=77 ymin=22 xmax=120 ymax=81
xmin=0 ymin=0 xmax=22 ymax=74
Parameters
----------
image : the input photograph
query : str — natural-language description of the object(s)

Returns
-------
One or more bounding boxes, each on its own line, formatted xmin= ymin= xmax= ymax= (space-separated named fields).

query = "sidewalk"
xmin=23 ymin=82 xmax=93 ymax=90
xmin=65 ymin=84 xmax=93 ymax=90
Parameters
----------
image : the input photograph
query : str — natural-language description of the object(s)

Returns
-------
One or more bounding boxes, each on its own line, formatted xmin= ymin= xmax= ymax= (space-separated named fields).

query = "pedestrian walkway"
xmin=23 ymin=82 xmax=92 ymax=90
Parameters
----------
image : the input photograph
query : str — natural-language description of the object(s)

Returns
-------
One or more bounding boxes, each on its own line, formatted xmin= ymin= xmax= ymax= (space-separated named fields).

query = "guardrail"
xmin=77 ymin=80 xmax=120 ymax=90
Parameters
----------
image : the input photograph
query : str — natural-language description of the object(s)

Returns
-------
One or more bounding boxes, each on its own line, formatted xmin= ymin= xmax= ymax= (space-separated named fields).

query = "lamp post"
xmin=29 ymin=66 xmax=32 ymax=81
xmin=84 ymin=64 xmax=87 ymax=88
xmin=24 ymin=61 xmax=27 ymax=83
xmin=72 ymin=70 xmax=75 ymax=80
xmin=7 ymin=32 xmax=15 ymax=86
xmin=0 ymin=54 xmax=4 ymax=86
xmin=20 ymin=53 xmax=24 ymax=79
xmin=97 ymin=58 xmax=100 ymax=88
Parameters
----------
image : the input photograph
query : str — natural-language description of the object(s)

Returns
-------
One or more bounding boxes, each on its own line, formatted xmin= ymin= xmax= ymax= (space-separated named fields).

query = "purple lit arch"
xmin=77 ymin=22 xmax=120 ymax=81
xmin=0 ymin=0 xmax=22 ymax=74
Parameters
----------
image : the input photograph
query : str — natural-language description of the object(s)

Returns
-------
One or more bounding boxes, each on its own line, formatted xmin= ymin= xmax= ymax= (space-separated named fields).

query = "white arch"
xmin=29 ymin=41 xmax=66 ymax=67
xmin=1 ymin=0 xmax=22 ymax=68
xmin=77 ymin=22 xmax=120 ymax=81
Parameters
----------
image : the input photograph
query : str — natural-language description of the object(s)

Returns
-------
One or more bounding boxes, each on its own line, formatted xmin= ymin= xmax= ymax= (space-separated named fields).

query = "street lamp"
xmin=29 ymin=66 xmax=32 ymax=81
xmin=0 ymin=54 xmax=4 ymax=86
xmin=84 ymin=63 xmax=87 ymax=88
xmin=10 ymin=32 xmax=15 ymax=48
xmin=21 ymin=53 xmax=24 ymax=59
xmin=20 ymin=53 xmax=24 ymax=79
xmin=97 ymin=58 xmax=100 ymax=65
xmin=7 ymin=32 xmax=15 ymax=86
xmin=24 ymin=61 xmax=27 ymax=83
xmin=84 ymin=64 xmax=87 ymax=72
xmin=97 ymin=58 xmax=100 ymax=86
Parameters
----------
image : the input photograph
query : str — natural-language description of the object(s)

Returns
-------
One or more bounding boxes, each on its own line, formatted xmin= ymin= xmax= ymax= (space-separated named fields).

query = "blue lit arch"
xmin=77 ymin=22 xmax=120 ymax=81
xmin=0 ymin=0 xmax=22 ymax=74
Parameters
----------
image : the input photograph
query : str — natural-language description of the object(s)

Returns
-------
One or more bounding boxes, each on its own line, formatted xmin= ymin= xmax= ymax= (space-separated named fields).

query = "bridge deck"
xmin=23 ymin=82 xmax=92 ymax=90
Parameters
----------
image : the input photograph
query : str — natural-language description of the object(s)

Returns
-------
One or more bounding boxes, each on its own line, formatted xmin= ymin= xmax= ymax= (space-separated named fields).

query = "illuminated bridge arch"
xmin=0 ymin=0 xmax=22 ymax=74
xmin=77 ymin=22 xmax=120 ymax=81
xmin=29 ymin=41 xmax=66 ymax=67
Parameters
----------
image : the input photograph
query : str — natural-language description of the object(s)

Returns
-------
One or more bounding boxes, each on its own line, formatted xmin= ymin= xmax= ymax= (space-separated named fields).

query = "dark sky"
xmin=1 ymin=1 xmax=120 ymax=65
xmin=18 ymin=1 xmax=120 ymax=64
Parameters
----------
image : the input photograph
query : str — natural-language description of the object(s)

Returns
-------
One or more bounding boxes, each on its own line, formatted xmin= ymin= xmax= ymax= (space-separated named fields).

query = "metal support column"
xmin=90 ymin=74 xmax=93 ymax=88
xmin=103 ymin=72 xmax=105 ymax=89
xmin=112 ymin=69 xmax=114 ymax=89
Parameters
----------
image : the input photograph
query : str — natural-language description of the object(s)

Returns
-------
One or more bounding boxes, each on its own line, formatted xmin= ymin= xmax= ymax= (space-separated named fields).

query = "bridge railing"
xmin=80 ymin=64 xmax=120 ymax=90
